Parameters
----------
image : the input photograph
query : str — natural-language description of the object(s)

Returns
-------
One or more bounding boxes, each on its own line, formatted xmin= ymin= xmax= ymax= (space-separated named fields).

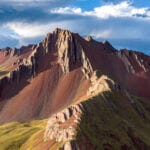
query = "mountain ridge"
xmin=0 ymin=28 xmax=150 ymax=123
xmin=0 ymin=28 xmax=150 ymax=149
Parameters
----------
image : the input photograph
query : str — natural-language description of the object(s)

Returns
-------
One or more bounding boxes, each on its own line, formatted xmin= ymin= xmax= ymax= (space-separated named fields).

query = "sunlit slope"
xmin=0 ymin=119 xmax=47 ymax=150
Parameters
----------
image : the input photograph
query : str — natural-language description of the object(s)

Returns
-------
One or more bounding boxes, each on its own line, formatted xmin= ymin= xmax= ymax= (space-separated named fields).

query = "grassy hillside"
xmin=0 ymin=119 xmax=64 ymax=150
xmin=76 ymin=91 xmax=150 ymax=149
xmin=0 ymin=119 xmax=47 ymax=150
xmin=0 ymin=91 xmax=150 ymax=150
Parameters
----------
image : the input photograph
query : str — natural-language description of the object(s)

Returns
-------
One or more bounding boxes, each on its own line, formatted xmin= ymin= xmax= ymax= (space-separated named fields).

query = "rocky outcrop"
xmin=80 ymin=50 xmax=93 ymax=79
xmin=133 ymin=52 xmax=148 ymax=72
xmin=1 ymin=47 xmax=18 ymax=57
xmin=56 ymin=29 xmax=74 ymax=73
xmin=55 ymin=28 xmax=93 ymax=79
xmin=0 ymin=46 xmax=36 ymax=81
xmin=117 ymin=49 xmax=150 ymax=74
xmin=44 ymin=104 xmax=83 ymax=142
xmin=44 ymin=69 xmax=116 ymax=149
xmin=85 ymin=35 xmax=93 ymax=42
xmin=117 ymin=50 xmax=136 ymax=74
xmin=87 ymin=72 xmax=114 ymax=96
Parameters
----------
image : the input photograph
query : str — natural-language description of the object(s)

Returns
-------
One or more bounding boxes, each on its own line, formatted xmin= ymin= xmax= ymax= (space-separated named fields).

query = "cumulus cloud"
xmin=88 ymin=1 xmax=149 ymax=19
xmin=5 ymin=22 xmax=53 ymax=38
xmin=51 ymin=1 xmax=150 ymax=19
xmin=5 ymin=20 xmax=75 ymax=38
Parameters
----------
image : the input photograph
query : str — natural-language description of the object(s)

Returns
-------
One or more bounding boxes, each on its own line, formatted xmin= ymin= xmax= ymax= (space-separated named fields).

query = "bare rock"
xmin=85 ymin=35 xmax=93 ymax=42
xmin=44 ymin=104 xmax=83 ymax=142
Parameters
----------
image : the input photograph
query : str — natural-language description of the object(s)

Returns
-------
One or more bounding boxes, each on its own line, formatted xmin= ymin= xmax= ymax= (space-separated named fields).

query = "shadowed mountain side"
xmin=78 ymin=36 xmax=150 ymax=99
xmin=76 ymin=92 xmax=150 ymax=150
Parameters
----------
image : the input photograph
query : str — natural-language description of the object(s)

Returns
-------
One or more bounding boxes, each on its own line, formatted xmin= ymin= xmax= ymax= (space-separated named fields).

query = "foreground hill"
xmin=0 ymin=28 xmax=150 ymax=149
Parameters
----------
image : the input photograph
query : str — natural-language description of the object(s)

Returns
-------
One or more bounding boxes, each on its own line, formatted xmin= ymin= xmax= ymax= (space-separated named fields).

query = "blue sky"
xmin=0 ymin=0 xmax=150 ymax=55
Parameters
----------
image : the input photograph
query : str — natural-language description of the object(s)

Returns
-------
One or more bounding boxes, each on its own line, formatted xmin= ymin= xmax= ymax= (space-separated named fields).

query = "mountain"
xmin=0 ymin=28 xmax=150 ymax=150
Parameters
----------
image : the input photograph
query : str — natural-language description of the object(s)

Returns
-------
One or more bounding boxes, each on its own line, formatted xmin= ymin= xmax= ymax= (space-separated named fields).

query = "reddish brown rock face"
xmin=76 ymin=32 xmax=150 ymax=99
xmin=0 ymin=29 xmax=91 ymax=123
xmin=0 ymin=28 xmax=149 ymax=123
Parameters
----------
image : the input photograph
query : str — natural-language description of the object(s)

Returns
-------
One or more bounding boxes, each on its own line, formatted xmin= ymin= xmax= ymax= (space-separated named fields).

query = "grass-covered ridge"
xmin=76 ymin=91 xmax=150 ymax=149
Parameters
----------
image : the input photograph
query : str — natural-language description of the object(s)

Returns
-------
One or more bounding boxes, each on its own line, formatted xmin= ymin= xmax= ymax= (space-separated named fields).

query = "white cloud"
xmin=50 ymin=1 xmax=150 ymax=19
xmin=3 ymin=1 xmax=150 ymax=41
xmin=2 ymin=21 xmax=70 ymax=47
xmin=5 ymin=21 xmax=70 ymax=38
xmin=5 ymin=22 xmax=50 ymax=38
xmin=51 ymin=7 xmax=82 ymax=15
xmin=91 ymin=29 xmax=112 ymax=39
xmin=90 ymin=1 xmax=149 ymax=19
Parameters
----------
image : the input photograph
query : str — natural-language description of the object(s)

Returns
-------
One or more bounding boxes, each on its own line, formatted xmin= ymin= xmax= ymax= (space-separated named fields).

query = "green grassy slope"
xmin=76 ymin=91 xmax=150 ymax=150
xmin=0 ymin=91 xmax=150 ymax=150
xmin=0 ymin=119 xmax=47 ymax=150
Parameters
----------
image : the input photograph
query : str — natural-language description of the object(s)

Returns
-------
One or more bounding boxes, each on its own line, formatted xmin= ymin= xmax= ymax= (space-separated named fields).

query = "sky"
xmin=0 ymin=0 xmax=150 ymax=55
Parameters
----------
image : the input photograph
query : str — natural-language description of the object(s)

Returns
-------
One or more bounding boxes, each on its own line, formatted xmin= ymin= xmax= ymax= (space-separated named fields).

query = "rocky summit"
xmin=0 ymin=28 xmax=150 ymax=150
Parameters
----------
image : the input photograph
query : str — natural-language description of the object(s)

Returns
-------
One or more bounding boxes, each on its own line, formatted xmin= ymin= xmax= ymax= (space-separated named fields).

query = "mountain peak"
xmin=53 ymin=28 xmax=72 ymax=36
xmin=85 ymin=35 xmax=93 ymax=41
xmin=103 ymin=40 xmax=111 ymax=46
